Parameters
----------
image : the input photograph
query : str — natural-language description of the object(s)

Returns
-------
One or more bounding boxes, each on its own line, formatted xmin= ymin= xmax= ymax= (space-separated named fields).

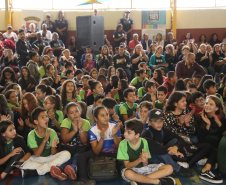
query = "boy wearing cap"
xmin=117 ymin=118 xmax=175 ymax=185
xmin=141 ymin=109 xmax=194 ymax=177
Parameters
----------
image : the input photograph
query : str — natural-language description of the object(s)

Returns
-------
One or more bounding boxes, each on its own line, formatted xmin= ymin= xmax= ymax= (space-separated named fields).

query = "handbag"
xmin=88 ymin=156 xmax=119 ymax=182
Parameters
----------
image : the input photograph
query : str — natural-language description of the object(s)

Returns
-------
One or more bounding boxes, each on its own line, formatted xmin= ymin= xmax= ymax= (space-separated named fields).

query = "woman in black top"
xmin=55 ymin=11 xmax=68 ymax=44
xmin=113 ymin=24 xmax=126 ymax=47
xmin=131 ymin=44 xmax=149 ymax=74
xmin=195 ymin=44 xmax=214 ymax=76
xmin=211 ymin=44 xmax=225 ymax=73
xmin=209 ymin=33 xmax=221 ymax=47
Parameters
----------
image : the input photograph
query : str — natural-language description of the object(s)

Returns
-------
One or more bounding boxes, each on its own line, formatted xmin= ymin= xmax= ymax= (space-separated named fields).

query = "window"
xmin=132 ymin=0 xmax=170 ymax=9
xmin=177 ymin=0 xmax=215 ymax=8
xmin=0 ymin=0 xmax=5 ymax=9
xmin=53 ymin=0 xmax=92 ymax=9
xmin=12 ymin=0 xmax=52 ymax=9
xmin=216 ymin=0 xmax=226 ymax=7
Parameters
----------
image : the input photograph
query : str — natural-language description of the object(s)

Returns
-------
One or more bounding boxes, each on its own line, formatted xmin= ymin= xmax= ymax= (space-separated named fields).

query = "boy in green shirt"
xmin=119 ymin=88 xmax=138 ymax=123
xmin=153 ymin=86 xmax=167 ymax=111
xmin=117 ymin=118 xmax=175 ymax=185
xmin=20 ymin=107 xmax=70 ymax=178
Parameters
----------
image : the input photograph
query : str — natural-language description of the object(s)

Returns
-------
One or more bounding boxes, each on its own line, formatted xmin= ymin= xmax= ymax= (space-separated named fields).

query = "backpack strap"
xmin=147 ymin=127 xmax=164 ymax=141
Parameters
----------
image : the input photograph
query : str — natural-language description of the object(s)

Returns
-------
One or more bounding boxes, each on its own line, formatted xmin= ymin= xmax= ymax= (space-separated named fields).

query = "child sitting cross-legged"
xmin=16 ymin=107 xmax=71 ymax=178
xmin=117 ymin=118 xmax=175 ymax=185
xmin=141 ymin=109 xmax=194 ymax=177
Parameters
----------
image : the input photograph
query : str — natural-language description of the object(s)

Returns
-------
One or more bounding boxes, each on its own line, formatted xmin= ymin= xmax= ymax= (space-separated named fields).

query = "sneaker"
xmin=196 ymin=158 xmax=207 ymax=166
xmin=50 ymin=166 xmax=68 ymax=181
xmin=130 ymin=181 xmax=138 ymax=185
xmin=159 ymin=177 xmax=176 ymax=185
xmin=176 ymin=167 xmax=193 ymax=177
xmin=64 ymin=164 xmax=77 ymax=180
xmin=177 ymin=162 xmax=189 ymax=168
xmin=199 ymin=170 xmax=223 ymax=184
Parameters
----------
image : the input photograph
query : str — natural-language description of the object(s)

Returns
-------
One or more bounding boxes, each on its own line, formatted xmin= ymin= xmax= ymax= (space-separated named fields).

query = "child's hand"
xmin=110 ymin=87 xmax=118 ymax=97
xmin=51 ymin=137 xmax=59 ymax=148
xmin=112 ymin=124 xmax=120 ymax=136
xmin=10 ymin=147 xmax=22 ymax=157
xmin=78 ymin=118 xmax=83 ymax=130
xmin=100 ymin=128 xmax=105 ymax=139
xmin=106 ymin=92 xmax=112 ymax=98
xmin=48 ymin=112 xmax=55 ymax=120
xmin=175 ymin=152 xmax=184 ymax=158
xmin=44 ymin=130 xmax=52 ymax=142
xmin=201 ymin=112 xmax=211 ymax=126
xmin=0 ymin=114 xmax=11 ymax=121
xmin=25 ymin=118 xmax=31 ymax=127
xmin=167 ymin=146 xmax=178 ymax=155
xmin=72 ymin=121 xmax=78 ymax=133
xmin=139 ymin=149 xmax=150 ymax=163
xmin=18 ymin=118 xmax=24 ymax=127
xmin=112 ymin=112 xmax=119 ymax=123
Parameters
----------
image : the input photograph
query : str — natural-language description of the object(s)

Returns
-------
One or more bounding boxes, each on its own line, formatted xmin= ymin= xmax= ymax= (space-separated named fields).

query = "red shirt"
xmin=190 ymin=104 xmax=204 ymax=116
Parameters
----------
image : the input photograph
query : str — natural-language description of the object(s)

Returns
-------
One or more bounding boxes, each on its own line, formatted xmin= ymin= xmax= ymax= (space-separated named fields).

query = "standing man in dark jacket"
xmin=119 ymin=10 xmax=134 ymax=46
xmin=16 ymin=29 xmax=32 ymax=68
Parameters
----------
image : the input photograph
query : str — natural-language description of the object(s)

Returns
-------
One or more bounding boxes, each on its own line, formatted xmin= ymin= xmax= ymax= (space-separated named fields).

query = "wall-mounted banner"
xmin=22 ymin=10 xmax=43 ymax=31
xmin=142 ymin=10 xmax=166 ymax=40
xmin=142 ymin=10 xmax=166 ymax=29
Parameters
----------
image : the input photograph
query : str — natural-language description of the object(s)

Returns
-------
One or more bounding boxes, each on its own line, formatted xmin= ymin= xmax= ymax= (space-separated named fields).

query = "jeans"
xmin=203 ymin=66 xmax=215 ymax=76
xmin=60 ymin=153 xmax=78 ymax=168
xmin=149 ymin=139 xmax=181 ymax=172
xmin=1 ymin=151 xmax=24 ymax=174
xmin=124 ymin=68 xmax=132 ymax=82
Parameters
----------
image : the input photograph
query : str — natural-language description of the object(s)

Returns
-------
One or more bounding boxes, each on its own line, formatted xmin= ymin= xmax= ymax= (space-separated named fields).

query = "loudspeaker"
xmin=76 ymin=16 xmax=104 ymax=55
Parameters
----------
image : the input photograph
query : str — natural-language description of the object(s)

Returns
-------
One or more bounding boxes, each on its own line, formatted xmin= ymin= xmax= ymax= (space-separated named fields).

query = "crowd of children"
xmin=0 ymin=21 xmax=226 ymax=185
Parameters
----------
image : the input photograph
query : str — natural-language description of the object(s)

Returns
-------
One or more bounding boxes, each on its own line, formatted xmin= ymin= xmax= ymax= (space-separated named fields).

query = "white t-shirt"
xmin=3 ymin=32 xmax=18 ymax=42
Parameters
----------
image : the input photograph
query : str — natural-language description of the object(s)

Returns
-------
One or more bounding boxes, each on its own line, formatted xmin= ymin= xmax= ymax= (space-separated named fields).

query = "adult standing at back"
xmin=55 ymin=10 xmax=68 ymax=45
xmin=41 ymin=14 xmax=55 ymax=33
xmin=119 ymin=10 xmax=134 ymax=46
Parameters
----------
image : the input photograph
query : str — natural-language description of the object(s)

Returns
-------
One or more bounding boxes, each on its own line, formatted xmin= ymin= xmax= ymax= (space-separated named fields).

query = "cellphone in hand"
xmin=11 ymin=161 xmax=25 ymax=167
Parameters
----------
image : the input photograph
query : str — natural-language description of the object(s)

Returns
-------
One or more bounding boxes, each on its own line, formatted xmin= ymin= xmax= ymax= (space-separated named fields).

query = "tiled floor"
xmin=1 ymin=166 xmax=226 ymax=185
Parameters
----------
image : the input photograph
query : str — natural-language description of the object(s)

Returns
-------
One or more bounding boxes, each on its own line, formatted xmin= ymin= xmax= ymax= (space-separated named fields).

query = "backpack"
xmin=115 ymin=102 xmax=137 ymax=124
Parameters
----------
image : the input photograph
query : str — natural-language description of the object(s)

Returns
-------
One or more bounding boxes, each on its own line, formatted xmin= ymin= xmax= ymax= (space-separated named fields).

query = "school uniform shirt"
xmin=79 ymin=88 xmax=89 ymax=102
xmin=89 ymin=121 xmax=121 ymax=153
xmin=137 ymin=87 xmax=146 ymax=99
xmin=27 ymin=128 xmax=59 ymax=157
xmin=8 ymin=102 xmax=19 ymax=113
xmin=3 ymin=136 xmax=31 ymax=157
xmin=60 ymin=118 xmax=90 ymax=146
xmin=119 ymin=102 xmax=138 ymax=118
xmin=117 ymin=138 xmax=150 ymax=170
xmin=155 ymin=100 xmax=167 ymax=111
xmin=130 ymin=77 xmax=148 ymax=90
xmin=140 ymin=93 xmax=152 ymax=103
xmin=113 ymin=91 xmax=124 ymax=103
xmin=48 ymin=110 xmax=64 ymax=131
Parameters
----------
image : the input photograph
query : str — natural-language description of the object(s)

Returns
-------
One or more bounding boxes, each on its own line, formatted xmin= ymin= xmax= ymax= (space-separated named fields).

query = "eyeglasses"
xmin=43 ymin=102 xmax=52 ymax=105
xmin=195 ymin=98 xmax=205 ymax=103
